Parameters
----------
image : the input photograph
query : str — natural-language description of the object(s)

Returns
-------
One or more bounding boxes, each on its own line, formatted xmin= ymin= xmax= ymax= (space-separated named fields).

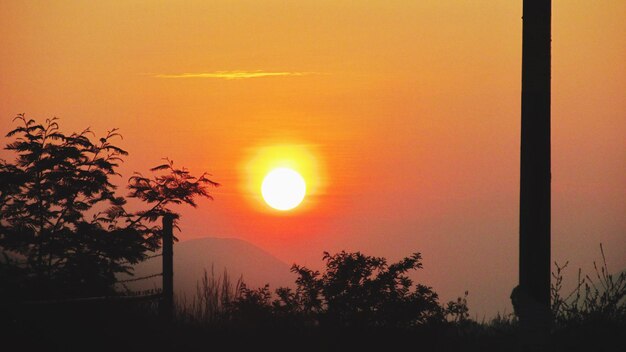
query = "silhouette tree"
xmin=0 ymin=115 xmax=144 ymax=298
xmin=0 ymin=115 xmax=218 ymax=300
xmin=230 ymin=251 xmax=462 ymax=328
xmin=126 ymin=158 xmax=219 ymax=231
xmin=290 ymin=251 xmax=444 ymax=327
xmin=125 ymin=158 xmax=219 ymax=320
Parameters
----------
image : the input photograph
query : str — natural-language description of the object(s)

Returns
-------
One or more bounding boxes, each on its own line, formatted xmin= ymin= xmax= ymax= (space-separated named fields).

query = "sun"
xmin=261 ymin=167 xmax=306 ymax=211
xmin=241 ymin=143 xmax=325 ymax=213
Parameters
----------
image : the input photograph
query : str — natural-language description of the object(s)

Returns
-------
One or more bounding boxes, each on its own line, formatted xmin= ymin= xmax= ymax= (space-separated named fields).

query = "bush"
xmin=225 ymin=250 xmax=469 ymax=329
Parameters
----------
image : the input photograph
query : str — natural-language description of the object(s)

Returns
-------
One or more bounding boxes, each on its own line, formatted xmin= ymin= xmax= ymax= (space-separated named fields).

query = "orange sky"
xmin=1 ymin=0 xmax=625 ymax=318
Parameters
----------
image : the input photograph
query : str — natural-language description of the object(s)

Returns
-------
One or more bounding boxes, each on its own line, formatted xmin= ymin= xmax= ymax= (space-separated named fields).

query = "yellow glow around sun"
xmin=241 ymin=143 xmax=325 ymax=213
xmin=261 ymin=168 xmax=306 ymax=211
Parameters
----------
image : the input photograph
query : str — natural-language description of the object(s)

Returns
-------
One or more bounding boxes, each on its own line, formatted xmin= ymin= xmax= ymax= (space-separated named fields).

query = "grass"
xmin=2 ymin=245 xmax=624 ymax=352
xmin=168 ymin=245 xmax=624 ymax=351
xmin=175 ymin=266 xmax=243 ymax=326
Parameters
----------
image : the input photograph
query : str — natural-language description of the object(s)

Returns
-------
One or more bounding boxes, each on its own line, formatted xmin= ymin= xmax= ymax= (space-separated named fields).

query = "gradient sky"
xmin=1 ymin=0 xmax=625 ymax=318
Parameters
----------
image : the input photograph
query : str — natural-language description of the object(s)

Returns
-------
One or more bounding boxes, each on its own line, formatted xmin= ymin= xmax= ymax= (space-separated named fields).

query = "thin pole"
xmin=520 ymin=0 xmax=551 ymax=311
xmin=160 ymin=213 xmax=174 ymax=322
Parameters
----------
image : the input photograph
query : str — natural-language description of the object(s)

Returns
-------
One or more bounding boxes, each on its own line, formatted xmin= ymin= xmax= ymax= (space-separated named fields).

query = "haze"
xmin=1 ymin=1 xmax=624 ymax=317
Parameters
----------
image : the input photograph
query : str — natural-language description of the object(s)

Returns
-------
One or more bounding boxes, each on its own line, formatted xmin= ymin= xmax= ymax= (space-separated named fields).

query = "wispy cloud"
xmin=153 ymin=70 xmax=318 ymax=80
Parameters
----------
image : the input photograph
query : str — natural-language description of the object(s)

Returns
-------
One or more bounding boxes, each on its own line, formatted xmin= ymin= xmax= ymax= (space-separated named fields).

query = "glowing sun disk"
xmin=261 ymin=168 xmax=306 ymax=211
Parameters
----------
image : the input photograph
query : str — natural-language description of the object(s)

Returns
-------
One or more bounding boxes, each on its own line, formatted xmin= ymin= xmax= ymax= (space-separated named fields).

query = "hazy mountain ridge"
xmin=120 ymin=237 xmax=296 ymax=298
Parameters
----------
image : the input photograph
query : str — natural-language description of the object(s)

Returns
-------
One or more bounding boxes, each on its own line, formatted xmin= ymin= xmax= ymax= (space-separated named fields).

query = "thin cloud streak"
xmin=154 ymin=70 xmax=319 ymax=80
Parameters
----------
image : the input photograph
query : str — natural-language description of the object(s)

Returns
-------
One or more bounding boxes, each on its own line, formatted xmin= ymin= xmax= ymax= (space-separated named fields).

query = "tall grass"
xmin=175 ymin=266 xmax=243 ymax=325
xmin=551 ymin=244 xmax=626 ymax=327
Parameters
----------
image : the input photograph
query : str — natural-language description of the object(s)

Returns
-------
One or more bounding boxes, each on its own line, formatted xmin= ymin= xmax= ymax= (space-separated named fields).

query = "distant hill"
xmin=118 ymin=237 xmax=296 ymax=299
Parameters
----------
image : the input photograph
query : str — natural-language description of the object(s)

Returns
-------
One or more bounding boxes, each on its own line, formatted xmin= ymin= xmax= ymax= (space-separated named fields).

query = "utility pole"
xmin=516 ymin=0 xmax=552 ymax=348
xmin=160 ymin=213 xmax=174 ymax=322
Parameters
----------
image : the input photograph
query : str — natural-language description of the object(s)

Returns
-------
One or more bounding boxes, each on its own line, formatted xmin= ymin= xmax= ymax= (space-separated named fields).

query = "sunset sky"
xmin=1 ymin=1 xmax=624 ymax=317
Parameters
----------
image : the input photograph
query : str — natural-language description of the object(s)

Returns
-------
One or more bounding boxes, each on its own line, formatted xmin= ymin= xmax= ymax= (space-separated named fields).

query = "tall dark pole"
xmin=520 ymin=0 xmax=551 ymax=315
xmin=161 ymin=213 xmax=174 ymax=322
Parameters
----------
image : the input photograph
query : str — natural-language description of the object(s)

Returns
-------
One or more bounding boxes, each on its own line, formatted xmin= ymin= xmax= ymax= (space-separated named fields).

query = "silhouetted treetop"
xmin=0 ymin=114 xmax=219 ymax=300
xmin=291 ymin=251 xmax=443 ymax=327
xmin=230 ymin=250 xmax=468 ymax=328
xmin=0 ymin=115 xmax=141 ymax=298
xmin=127 ymin=158 xmax=219 ymax=224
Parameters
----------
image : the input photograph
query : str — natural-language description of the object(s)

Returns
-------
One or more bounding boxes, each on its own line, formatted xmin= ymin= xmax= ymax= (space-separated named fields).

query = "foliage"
xmin=445 ymin=290 xmax=470 ymax=323
xmin=127 ymin=158 xmax=219 ymax=229
xmin=0 ymin=115 xmax=144 ymax=298
xmin=230 ymin=284 xmax=275 ymax=325
xmin=225 ymin=250 xmax=468 ymax=328
xmin=289 ymin=251 xmax=445 ymax=327
xmin=0 ymin=114 xmax=218 ymax=300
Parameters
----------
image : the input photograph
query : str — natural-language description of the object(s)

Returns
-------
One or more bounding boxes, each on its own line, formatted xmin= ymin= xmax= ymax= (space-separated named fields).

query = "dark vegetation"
xmin=1 ymin=116 xmax=624 ymax=351
xmin=0 ymin=115 xmax=218 ymax=301
xmin=170 ymin=246 xmax=624 ymax=352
